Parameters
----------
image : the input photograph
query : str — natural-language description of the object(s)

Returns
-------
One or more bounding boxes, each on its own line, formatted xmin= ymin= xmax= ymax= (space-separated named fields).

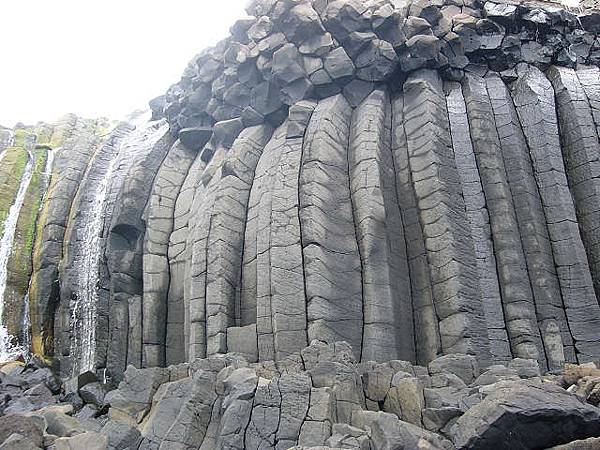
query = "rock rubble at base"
xmin=2 ymin=341 xmax=600 ymax=449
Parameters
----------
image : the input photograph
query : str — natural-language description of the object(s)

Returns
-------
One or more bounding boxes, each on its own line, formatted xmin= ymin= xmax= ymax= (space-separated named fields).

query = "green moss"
xmin=3 ymin=147 xmax=48 ymax=335
xmin=0 ymin=146 xmax=29 ymax=236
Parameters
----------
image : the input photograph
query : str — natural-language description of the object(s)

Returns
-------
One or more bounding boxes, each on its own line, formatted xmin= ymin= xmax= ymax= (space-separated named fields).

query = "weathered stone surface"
xmin=0 ymin=415 xmax=44 ymax=448
xmin=55 ymin=432 xmax=108 ymax=450
xmin=451 ymin=381 xmax=600 ymax=449
xmin=42 ymin=409 xmax=85 ymax=437
xmin=104 ymin=365 xmax=169 ymax=423
xmin=0 ymin=433 xmax=41 ymax=450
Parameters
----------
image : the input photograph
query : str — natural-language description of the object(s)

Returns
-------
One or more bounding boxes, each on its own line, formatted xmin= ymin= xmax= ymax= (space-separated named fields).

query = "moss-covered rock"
xmin=3 ymin=146 xmax=48 ymax=338
xmin=0 ymin=146 xmax=30 ymax=237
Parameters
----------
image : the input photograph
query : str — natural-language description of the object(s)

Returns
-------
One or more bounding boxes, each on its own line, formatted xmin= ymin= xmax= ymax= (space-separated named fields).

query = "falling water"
xmin=20 ymin=148 xmax=56 ymax=359
xmin=70 ymin=117 xmax=168 ymax=373
xmin=0 ymin=150 xmax=34 ymax=361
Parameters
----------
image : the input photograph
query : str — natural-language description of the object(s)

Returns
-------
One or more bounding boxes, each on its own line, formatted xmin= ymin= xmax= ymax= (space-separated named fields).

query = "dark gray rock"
xmin=354 ymin=39 xmax=398 ymax=81
xmin=22 ymin=367 xmax=61 ymax=394
xmin=451 ymin=381 xmax=600 ymax=449
xmin=251 ymin=81 xmax=285 ymax=115
xmin=100 ymin=420 xmax=142 ymax=450
xmin=212 ymin=118 xmax=244 ymax=149
xmin=179 ymin=127 xmax=212 ymax=151
xmin=273 ymin=44 xmax=307 ymax=84
xmin=149 ymin=96 xmax=166 ymax=121
xmin=324 ymin=47 xmax=355 ymax=80
xmin=322 ymin=0 xmax=370 ymax=41
xmin=79 ymin=382 xmax=108 ymax=409
xmin=404 ymin=16 xmax=432 ymax=40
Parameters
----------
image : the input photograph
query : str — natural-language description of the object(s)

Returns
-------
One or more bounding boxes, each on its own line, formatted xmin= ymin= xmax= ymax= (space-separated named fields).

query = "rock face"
xmin=1 ymin=0 xmax=600 ymax=436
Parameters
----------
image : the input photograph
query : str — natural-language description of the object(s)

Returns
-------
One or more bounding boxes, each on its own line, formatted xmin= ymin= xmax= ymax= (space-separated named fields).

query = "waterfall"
xmin=20 ymin=148 xmax=55 ymax=359
xmin=70 ymin=117 xmax=168 ymax=374
xmin=0 ymin=150 xmax=34 ymax=361
xmin=0 ymin=130 xmax=14 ymax=164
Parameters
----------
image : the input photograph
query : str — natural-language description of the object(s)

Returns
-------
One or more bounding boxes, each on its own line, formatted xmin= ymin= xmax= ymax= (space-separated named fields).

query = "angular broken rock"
xmin=55 ymin=432 xmax=108 ymax=450
xmin=451 ymin=380 xmax=600 ymax=449
xmin=0 ymin=415 xmax=44 ymax=448
xmin=178 ymin=127 xmax=212 ymax=151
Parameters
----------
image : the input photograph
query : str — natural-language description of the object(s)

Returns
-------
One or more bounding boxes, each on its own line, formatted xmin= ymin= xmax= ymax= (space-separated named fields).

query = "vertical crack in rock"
xmin=267 ymin=100 xmax=316 ymax=360
xmin=244 ymin=124 xmax=288 ymax=362
xmin=445 ymin=80 xmax=511 ymax=364
xmin=188 ymin=125 xmax=273 ymax=359
xmin=577 ymin=66 xmax=600 ymax=141
xmin=186 ymin=145 xmax=227 ymax=361
xmin=167 ymin=152 xmax=208 ymax=365
xmin=461 ymin=73 xmax=546 ymax=368
xmin=142 ymin=139 xmax=196 ymax=367
xmin=299 ymin=94 xmax=363 ymax=359
xmin=349 ymin=89 xmax=415 ymax=363
xmin=402 ymin=69 xmax=489 ymax=361
xmin=106 ymin=121 xmax=173 ymax=377
xmin=391 ymin=93 xmax=441 ymax=365
xmin=511 ymin=66 xmax=600 ymax=362
xmin=547 ymin=66 xmax=600 ymax=302
xmin=487 ymin=75 xmax=574 ymax=370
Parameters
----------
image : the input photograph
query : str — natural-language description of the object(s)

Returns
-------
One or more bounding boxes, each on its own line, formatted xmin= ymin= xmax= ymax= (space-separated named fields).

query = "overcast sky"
xmin=0 ymin=0 xmax=248 ymax=127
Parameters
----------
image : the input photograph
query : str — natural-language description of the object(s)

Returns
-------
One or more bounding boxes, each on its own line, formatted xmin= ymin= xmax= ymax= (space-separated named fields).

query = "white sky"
xmin=0 ymin=0 xmax=249 ymax=128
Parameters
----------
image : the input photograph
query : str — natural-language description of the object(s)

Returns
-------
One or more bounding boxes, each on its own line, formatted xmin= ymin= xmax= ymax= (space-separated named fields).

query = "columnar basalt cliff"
xmin=3 ymin=0 xmax=600 ymax=447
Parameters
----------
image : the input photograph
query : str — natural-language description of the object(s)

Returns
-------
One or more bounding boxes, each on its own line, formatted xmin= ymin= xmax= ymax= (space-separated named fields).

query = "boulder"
xmin=4 ymin=383 xmax=56 ymax=414
xmin=178 ymin=127 xmax=213 ymax=151
xmin=352 ymin=410 xmax=453 ymax=449
xmin=548 ymin=437 xmax=600 ymax=449
xmin=0 ymin=415 xmax=44 ymax=447
xmin=451 ymin=381 xmax=600 ymax=449
xmin=509 ymin=358 xmax=541 ymax=379
xmin=139 ymin=377 xmax=193 ymax=446
xmin=22 ymin=367 xmax=61 ymax=394
xmin=41 ymin=410 xmax=85 ymax=437
xmin=324 ymin=47 xmax=355 ymax=80
xmin=63 ymin=371 xmax=97 ymax=396
xmin=55 ymin=432 xmax=108 ymax=450
xmin=383 ymin=376 xmax=425 ymax=426
xmin=104 ymin=365 xmax=169 ymax=424
xmin=428 ymin=354 xmax=480 ymax=385
xmin=326 ymin=423 xmax=370 ymax=449
xmin=100 ymin=420 xmax=142 ymax=450
xmin=212 ymin=118 xmax=244 ymax=149
xmin=472 ymin=365 xmax=520 ymax=386
xmin=0 ymin=434 xmax=41 ymax=450
xmin=79 ymin=382 xmax=108 ymax=409
xmin=272 ymin=43 xmax=307 ymax=84
xmin=354 ymin=39 xmax=398 ymax=81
